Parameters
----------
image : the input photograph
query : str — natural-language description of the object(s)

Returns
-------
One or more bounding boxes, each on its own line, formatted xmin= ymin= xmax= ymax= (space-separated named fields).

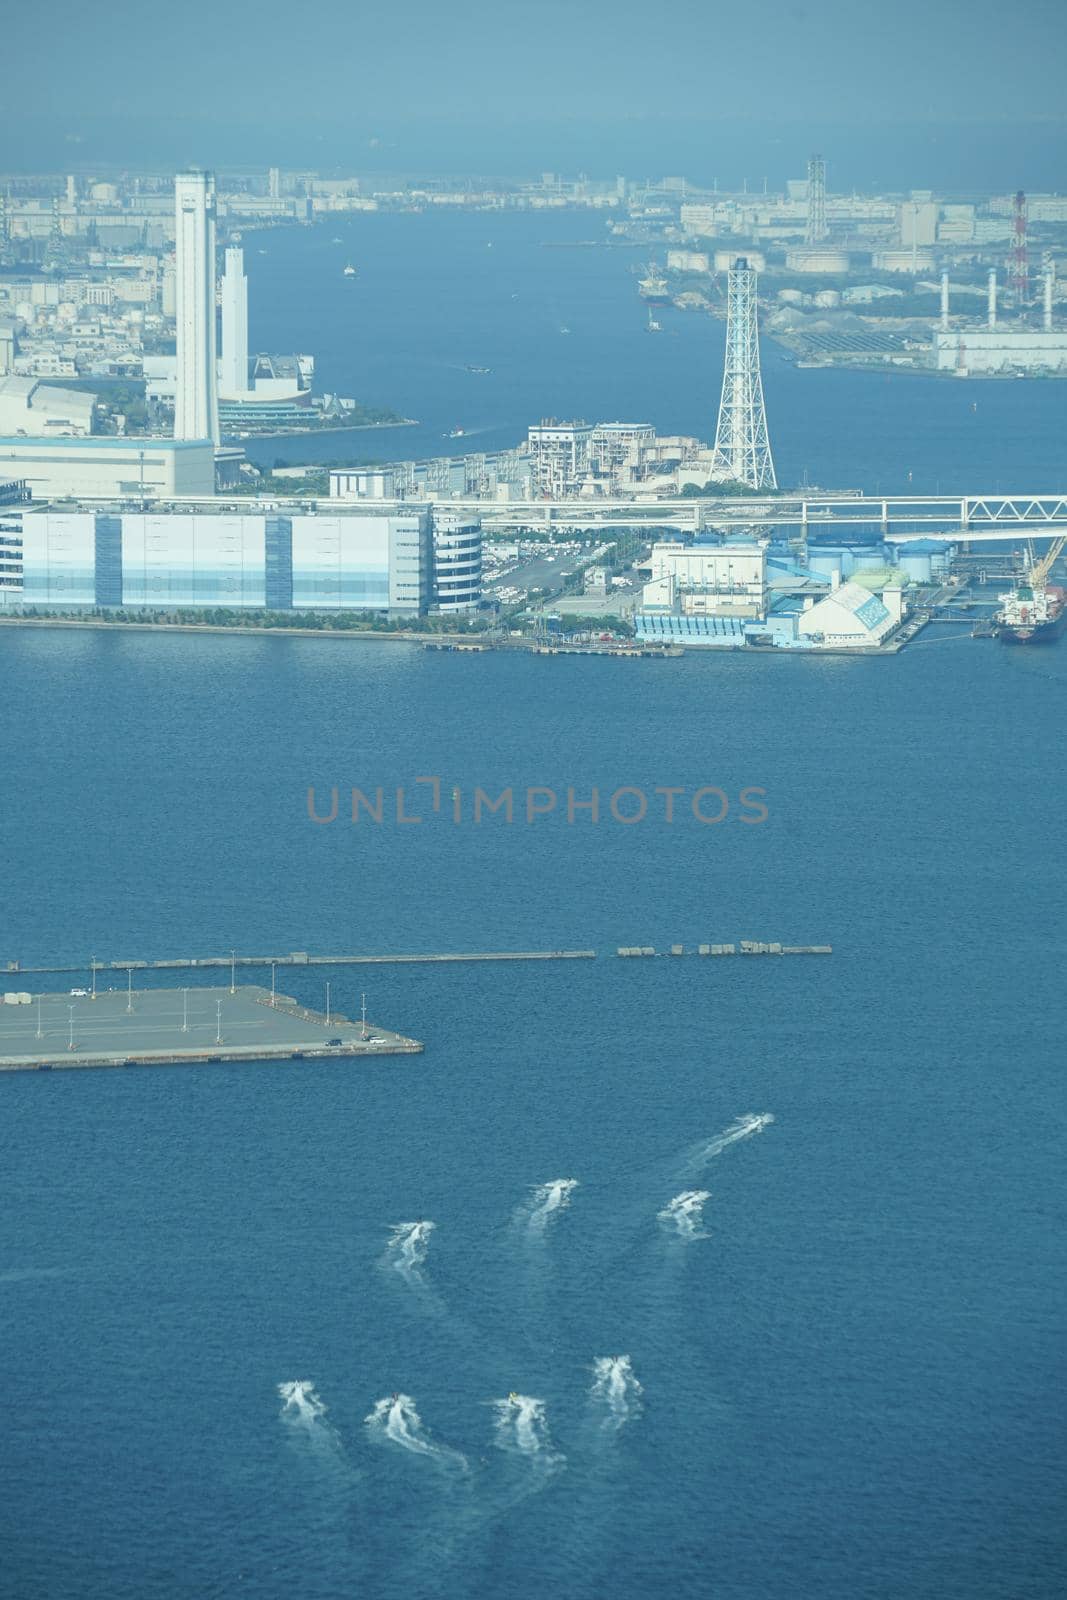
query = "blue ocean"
xmin=2 ymin=213 xmax=1066 ymax=1599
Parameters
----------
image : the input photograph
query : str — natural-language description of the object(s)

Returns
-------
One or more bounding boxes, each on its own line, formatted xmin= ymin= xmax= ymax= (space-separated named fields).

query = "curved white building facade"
xmin=432 ymin=512 xmax=482 ymax=612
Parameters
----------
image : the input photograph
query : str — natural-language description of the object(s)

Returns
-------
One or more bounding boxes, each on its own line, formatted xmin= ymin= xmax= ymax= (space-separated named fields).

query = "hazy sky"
xmin=4 ymin=0 xmax=1066 ymax=183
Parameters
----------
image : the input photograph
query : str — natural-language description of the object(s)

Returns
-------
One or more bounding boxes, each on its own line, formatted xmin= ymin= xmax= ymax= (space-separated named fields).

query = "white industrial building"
xmin=641 ymin=541 xmax=767 ymax=618
xmin=0 ymin=376 xmax=95 ymax=436
xmin=933 ymin=328 xmax=1067 ymax=375
xmin=5 ymin=502 xmax=433 ymax=615
xmin=796 ymin=579 xmax=900 ymax=646
xmin=0 ymin=437 xmax=216 ymax=500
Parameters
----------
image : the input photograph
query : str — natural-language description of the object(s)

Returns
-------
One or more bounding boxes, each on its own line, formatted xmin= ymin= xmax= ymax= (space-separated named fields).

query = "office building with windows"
xmin=7 ymin=502 xmax=432 ymax=615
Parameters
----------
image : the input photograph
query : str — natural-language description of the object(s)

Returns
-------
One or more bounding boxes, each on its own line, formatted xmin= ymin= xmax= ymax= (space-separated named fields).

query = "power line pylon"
xmin=709 ymin=257 xmax=777 ymax=491
xmin=805 ymin=154 xmax=827 ymax=245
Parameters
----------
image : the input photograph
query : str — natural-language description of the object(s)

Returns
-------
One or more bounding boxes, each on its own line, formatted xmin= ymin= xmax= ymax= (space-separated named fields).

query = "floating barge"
xmin=0 ymin=985 xmax=423 ymax=1074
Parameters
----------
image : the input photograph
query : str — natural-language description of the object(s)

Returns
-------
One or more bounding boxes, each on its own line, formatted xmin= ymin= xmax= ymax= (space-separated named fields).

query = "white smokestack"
xmin=220 ymin=246 xmax=249 ymax=399
xmin=940 ymin=271 xmax=950 ymax=331
xmin=1044 ymin=265 xmax=1055 ymax=331
xmin=987 ymin=269 xmax=997 ymax=329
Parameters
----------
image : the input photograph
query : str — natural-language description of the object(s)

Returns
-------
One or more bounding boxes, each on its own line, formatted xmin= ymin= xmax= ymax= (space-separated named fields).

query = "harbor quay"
xmin=0 ymin=984 xmax=422 ymax=1073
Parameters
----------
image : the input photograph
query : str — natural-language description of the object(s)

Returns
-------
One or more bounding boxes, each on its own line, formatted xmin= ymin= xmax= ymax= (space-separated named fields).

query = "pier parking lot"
xmin=0 ymin=985 xmax=422 ymax=1071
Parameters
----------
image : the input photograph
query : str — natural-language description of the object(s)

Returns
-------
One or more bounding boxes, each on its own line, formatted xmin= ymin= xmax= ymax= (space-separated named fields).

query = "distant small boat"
xmin=559 ymin=325 xmax=571 ymax=335
xmin=343 ymin=263 xmax=357 ymax=278
xmin=446 ymin=427 xmax=466 ymax=438
xmin=465 ymin=364 xmax=491 ymax=374
xmin=331 ymin=237 xmax=344 ymax=245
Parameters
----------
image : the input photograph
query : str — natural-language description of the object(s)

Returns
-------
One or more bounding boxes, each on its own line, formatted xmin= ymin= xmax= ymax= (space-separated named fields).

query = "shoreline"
xmin=222 ymin=417 xmax=418 ymax=443
xmin=0 ymin=614 xmax=934 ymax=657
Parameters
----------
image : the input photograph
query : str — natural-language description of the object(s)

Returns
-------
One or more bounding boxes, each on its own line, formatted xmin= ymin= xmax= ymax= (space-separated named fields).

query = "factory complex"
xmin=631 ymin=537 xmax=923 ymax=650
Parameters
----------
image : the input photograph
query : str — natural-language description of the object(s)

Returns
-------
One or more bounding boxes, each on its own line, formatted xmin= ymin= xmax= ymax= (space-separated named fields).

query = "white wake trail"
xmin=658 ymin=1190 xmax=711 ymax=1238
xmin=492 ymin=1394 xmax=563 ymax=1467
xmin=700 ymin=1112 xmax=774 ymax=1162
xmin=385 ymin=1219 xmax=435 ymax=1277
xmin=522 ymin=1179 xmax=579 ymax=1231
xmin=364 ymin=1393 xmax=468 ymax=1470
xmin=591 ymin=1356 xmax=643 ymax=1430
xmin=278 ymin=1380 xmax=348 ymax=1463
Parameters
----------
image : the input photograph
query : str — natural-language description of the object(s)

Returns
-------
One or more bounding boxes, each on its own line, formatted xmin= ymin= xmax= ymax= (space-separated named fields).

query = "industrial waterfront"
xmin=2 ymin=136 xmax=1066 ymax=1600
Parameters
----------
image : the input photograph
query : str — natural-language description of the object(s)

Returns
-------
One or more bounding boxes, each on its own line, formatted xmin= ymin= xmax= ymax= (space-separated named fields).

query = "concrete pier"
xmin=4 ymin=949 xmax=597 ymax=977
xmin=0 ymin=985 xmax=422 ymax=1073
xmin=616 ymin=942 xmax=832 ymax=957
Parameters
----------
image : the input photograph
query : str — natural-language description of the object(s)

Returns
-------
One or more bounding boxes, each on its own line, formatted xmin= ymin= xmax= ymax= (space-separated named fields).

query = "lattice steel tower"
xmin=1010 ymin=190 xmax=1029 ymax=304
xmin=806 ymin=153 xmax=827 ymax=244
xmin=709 ymin=258 xmax=777 ymax=491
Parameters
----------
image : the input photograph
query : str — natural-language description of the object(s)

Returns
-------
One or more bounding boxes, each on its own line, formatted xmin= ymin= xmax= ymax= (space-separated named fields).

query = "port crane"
xmin=1026 ymin=532 xmax=1066 ymax=589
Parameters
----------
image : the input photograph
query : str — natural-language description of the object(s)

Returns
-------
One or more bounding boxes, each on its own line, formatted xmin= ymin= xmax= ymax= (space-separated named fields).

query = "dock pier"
xmin=0 ymin=985 xmax=423 ymax=1074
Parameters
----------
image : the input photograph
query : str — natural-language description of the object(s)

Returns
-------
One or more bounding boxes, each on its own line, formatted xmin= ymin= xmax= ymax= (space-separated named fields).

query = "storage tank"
xmin=807 ymin=544 xmax=856 ymax=578
xmin=813 ymin=289 xmax=841 ymax=309
xmin=777 ymin=288 xmax=805 ymax=306
xmin=889 ymin=539 xmax=952 ymax=584
xmin=872 ymin=248 xmax=935 ymax=273
xmin=785 ymin=248 xmax=851 ymax=273
xmin=714 ymin=249 xmax=766 ymax=273
xmin=848 ymin=543 xmax=888 ymax=572
xmin=898 ymin=550 xmax=932 ymax=583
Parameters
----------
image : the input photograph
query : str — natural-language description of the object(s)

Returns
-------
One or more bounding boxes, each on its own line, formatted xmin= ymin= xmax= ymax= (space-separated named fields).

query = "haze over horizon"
xmin=3 ymin=0 xmax=1066 ymax=188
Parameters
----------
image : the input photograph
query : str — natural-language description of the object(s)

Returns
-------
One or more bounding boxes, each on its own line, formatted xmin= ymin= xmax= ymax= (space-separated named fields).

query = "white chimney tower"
xmin=220 ymin=246 xmax=249 ymax=399
xmin=174 ymin=170 xmax=219 ymax=446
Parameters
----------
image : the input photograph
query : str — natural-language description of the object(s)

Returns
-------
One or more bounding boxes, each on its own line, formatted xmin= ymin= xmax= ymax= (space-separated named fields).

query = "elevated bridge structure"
xmin=362 ymin=493 xmax=1067 ymax=542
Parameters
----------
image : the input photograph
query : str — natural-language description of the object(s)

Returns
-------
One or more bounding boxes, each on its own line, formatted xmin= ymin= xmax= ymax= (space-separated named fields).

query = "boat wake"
xmin=590 ymin=1356 xmax=643 ymax=1430
xmin=658 ymin=1189 xmax=711 ymax=1238
xmin=278 ymin=1380 xmax=348 ymax=1464
xmin=364 ymin=1393 xmax=468 ymax=1471
xmin=698 ymin=1113 xmax=775 ymax=1163
xmin=385 ymin=1219 xmax=435 ymax=1279
xmin=521 ymin=1178 xmax=579 ymax=1231
xmin=492 ymin=1394 xmax=564 ymax=1470
xmin=279 ymin=1379 xmax=328 ymax=1428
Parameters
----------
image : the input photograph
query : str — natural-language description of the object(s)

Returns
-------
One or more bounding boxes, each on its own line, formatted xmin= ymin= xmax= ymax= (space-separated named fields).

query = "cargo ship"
xmin=994 ymin=581 xmax=1066 ymax=643
xmin=638 ymin=264 xmax=670 ymax=305
xmin=993 ymin=534 xmax=1065 ymax=643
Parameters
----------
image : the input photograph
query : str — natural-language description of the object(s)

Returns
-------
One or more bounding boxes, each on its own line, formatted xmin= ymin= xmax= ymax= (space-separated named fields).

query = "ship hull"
xmin=994 ymin=610 xmax=1066 ymax=644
